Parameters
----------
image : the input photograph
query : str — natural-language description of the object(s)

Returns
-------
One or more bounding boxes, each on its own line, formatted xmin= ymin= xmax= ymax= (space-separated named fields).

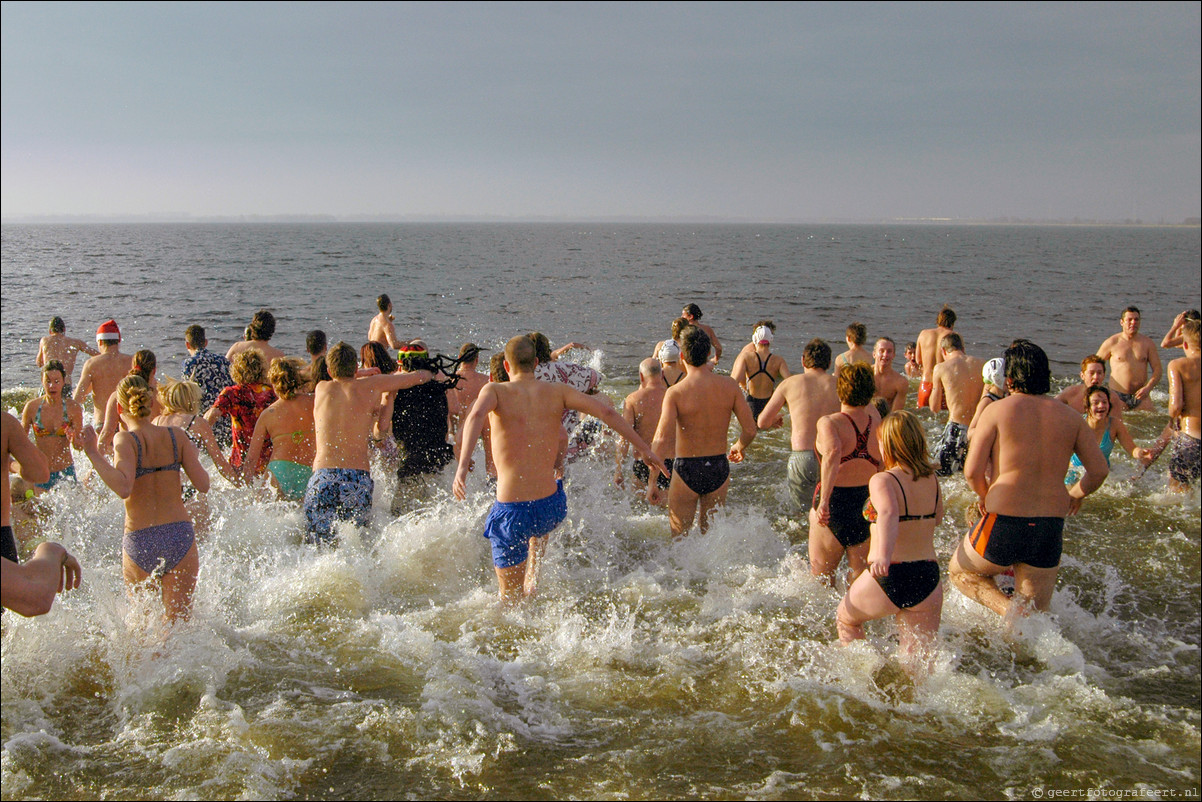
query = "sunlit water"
xmin=2 ymin=224 xmax=1199 ymax=799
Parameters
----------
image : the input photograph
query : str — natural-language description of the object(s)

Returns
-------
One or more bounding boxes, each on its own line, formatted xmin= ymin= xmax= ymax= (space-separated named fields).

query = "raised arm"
xmin=551 ymin=342 xmax=585 ymax=360
xmin=6 ymin=411 xmax=50 ymax=485
xmin=1162 ymin=312 xmax=1188 ymax=349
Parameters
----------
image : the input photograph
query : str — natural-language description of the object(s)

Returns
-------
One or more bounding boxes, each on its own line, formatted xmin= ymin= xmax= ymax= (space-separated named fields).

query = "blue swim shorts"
xmin=303 ymin=468 xmax=374 ymax=544
xmin=481 ymin=480 xmax=568 ymax=568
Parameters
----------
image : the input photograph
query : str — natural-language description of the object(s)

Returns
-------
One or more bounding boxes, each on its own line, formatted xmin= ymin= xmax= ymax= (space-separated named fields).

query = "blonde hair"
xmin=158 ymin=376 xmax=202 ymax=415
xmin=877 ymin=410 xmax=935 ymax=479
xmin=230 ymin=348 xmax=267 ymax=385
xmin=117 ymin=375 xmax=155 ymax=419
xmin=269 ymin=357 xmax=308 ymax=400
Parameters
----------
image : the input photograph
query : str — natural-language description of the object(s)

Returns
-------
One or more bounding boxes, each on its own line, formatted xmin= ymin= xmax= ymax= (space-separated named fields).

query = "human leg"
xmin=667 ymin=473 xmax=699 ymax=537
xmin=808 ymin=510 xmax=846 ymax=584
xmin=949 ymin=536 xmax=1011 ymax=616
xmin=836 ymin=570 xmax=899 ymax=643
xmin=696 ymin=480 xmax=730 ymax=534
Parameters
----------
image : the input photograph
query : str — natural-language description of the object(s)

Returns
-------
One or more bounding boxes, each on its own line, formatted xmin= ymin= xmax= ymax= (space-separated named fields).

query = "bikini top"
xmin=892 ymin=472 xmax=940 ymax=521
xmin=133 ymin=428 xmax=180 ymax=478
xmin=839 ymin=412 xmax=881 ymax=468
xmin=32 ymin=401 xmax=70 ymax=438
xmin=183 ymin=415 xmax=204 ymax=449
xmin=746 ymin=352 xmax=773 ymax=382
xmin=277 ymin=428 xmax=313 ymax=444
xmin=986 ymin=391 xmax=1003 ymax=402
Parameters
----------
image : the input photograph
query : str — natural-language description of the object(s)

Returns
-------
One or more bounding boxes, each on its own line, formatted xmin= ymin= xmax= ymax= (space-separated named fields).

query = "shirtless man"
xmin=756 ymin=339 xmax=839 ymax=515
xmin=731 ymin=323 xmax=790 ymax=420
xmin=929 ymin=333 xmax=985 ymax=476
xmin=658 ymin=340 xmax=685 ymax=387
xmin=227 ymin=309 xmax=287 ymax=363
xmin=454 ymin=335 xmax=663 ymax=603
xmin=36 ymin=317 xmax=98 ymax=394
xmin=303 ymin=342 xmax=436 ymax=543
xmin=1165 ymin=319 xmax=1201 ymax=490
xmin=650 ymin=326 xmax=756 ymax=537
xmin=452 ymin=343 xmax=489 ymax=427
xmin=1054 ymin=355 xmax=1115 ymax=415
xmin=616 ymin=358 xmax=671 ymax=494
xmin=949 ymin=339 xmax=1108 ymax=619
xmin=368 ymin=294 xmax=405 ymax=350
xmin=872 ymin=337 xmax=909 ymax=412
xmin=1097 ymin=306 xmax=1161 ymax=412
xmin=2 ymin=411 xmax=81 ymax=617
xmin=1161 ymin=309 xmax=1201 ymax=350
xmin=682 ymin=304 xmax=722 ymax=365
xmin=915 ymin=306 xmax=956 ymax=409
xmin=73 ymin=319 xmax=133 ymax=431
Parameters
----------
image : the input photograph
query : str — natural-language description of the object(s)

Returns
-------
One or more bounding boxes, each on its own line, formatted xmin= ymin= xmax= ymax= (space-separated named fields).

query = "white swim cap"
xmin=752 ymin=325 xmax=773 ymax=346
xmin=983 ymin=357 xmax=1005 ymax=388
xmin=658 ymin=340 xmax=681 ymax=363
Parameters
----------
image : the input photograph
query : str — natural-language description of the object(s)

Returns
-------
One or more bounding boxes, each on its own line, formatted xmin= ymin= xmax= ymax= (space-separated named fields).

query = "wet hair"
xmin=489 ymin=353 xmax=509 ymax=383
xmin=1083 ymin=384 xmax=1112 ymax=416
xmin=246 ymin=309 xmax=276 ymax=341
xmin=683 ymin=303 xmax=702 ymax=319
xmin=506 ymin=335 xmax=537 ymax=372
xmin=230 ymin=348 xmax=267 ymax=385
xmin=185 ymin=324 xmax=206 ymax=349
xmin=670 ymin=317 xmax=690 ymax=340
xmin=526 ymin=332 xmax=553 ymax=364
xmin=377 ymin=294 xmax=391 ymax=313
xmin=360 ymin=341 xmax=397 ymax=375
xmin=310 ymin=354 xmax=331 ymax=384
xmin=269 ymin=357 xmax=308 ymax=401
xmin=158 ymin=376 xmax=202 ymax=415
xmin=131 ymin=350 xmax=157 ymax=383
xmin=1122 ymin=306 xmax=1141 ymax=319
xmin=42 ymin=360 xmax=66 ymax=380
xmin=116 ymin=375 xmax=155 ymax=419
xmin=680 ymin=326 xmax=711 ymax=368
xmin=1080 ymin=354 xmax=1105 ymax=373
xmin=802 ymin=338 xmax=832 ymax=371
xmin=49 ymin=316 xmax=65 ymax=334
xmin=459 ymin=343 xmax=483 ymax=365
xmin=1004 ymin=339 xmax=1051 ymax=395
xmin=837 ymin=363 xmax=876 ymax=407
xmin=846 ymin=322 xmax=867 ymax=346
xmin=940 ymin=332 xmax=964 ymax=353
xmin=878 ymin=410 xmax=935 ymax=479
xmin=326 ymin=342 xmax=358 ymax=380
xmin=1182 ymin=318 xmax=1201 ymax=348
xmin=306 ymin=329 xmax=327 ymax=357
xmin=937 ymin=306 xmax=957 ymax=329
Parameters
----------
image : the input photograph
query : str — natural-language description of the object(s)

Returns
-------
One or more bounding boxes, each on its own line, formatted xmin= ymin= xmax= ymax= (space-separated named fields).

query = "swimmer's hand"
xmin=59 ymin=549 xmax=82 ymax=593
xmin=728 ymin=442 xmax=747 ymax=463
xmin=816 ymin=501 xmax=831 ymax=527
xmin=646 ymin=482 xmax=665 ymax=506
xmin=613 ymin=466 xmax=624 ymax=488
xmin=452 ymin=467 xmax=468 ymax=500
xmin=868 ymin=557 xmax=890 ymax=579
xmin=1067 ymin=496 xmax=1084 ymax=516
xmin=77 ymin=425 xmax=98 ymax=455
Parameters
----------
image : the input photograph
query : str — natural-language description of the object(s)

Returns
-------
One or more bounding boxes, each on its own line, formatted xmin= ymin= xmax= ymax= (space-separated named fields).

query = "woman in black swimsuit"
xmin=836 ymin=410 xmax=944 ymax=675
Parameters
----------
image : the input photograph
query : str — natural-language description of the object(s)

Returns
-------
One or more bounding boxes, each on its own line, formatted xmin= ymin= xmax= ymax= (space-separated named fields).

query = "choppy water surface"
xmin=1 ymin=224 xmax=1199 ymax=800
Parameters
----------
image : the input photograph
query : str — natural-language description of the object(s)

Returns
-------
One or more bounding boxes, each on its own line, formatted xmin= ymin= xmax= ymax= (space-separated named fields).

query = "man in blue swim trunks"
xmin=649 ymin=326 xmax=757 ymax=537
xmin=303 ymin=342 xmax=437 ymax=544
xmin=949 ymin=340 xmax=1108 ymax=623
xmin=454 ymin=335 xmax=666 ymax=604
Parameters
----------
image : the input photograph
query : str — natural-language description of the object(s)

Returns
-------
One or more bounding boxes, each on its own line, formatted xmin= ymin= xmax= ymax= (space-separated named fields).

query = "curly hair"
xmin=117 ymin=375 xmax=155 ymax=419
xmin=836 ymin=363 xmax=876 ymax=407
xmin=269 ymin=357 xmax=309 ymax=400
xmin=158 ymin=376 xmax=203 ymax=415
xmin=230 ymin=348 xmax=267 ymax=385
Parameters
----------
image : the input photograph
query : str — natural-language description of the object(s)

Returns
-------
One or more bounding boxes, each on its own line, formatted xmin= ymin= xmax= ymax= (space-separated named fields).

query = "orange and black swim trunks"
xmin=967 ymin=512 xmax=1064 ymax=569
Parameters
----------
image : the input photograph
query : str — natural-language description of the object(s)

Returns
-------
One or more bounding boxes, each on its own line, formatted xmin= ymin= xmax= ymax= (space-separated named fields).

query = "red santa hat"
xmin=96 ymin=319 xmax=121 ymax=341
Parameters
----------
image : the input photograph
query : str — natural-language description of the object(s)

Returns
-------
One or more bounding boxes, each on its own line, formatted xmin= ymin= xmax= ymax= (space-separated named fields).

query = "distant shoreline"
xmin=3 ymin=215 xmax=1200 ymax=227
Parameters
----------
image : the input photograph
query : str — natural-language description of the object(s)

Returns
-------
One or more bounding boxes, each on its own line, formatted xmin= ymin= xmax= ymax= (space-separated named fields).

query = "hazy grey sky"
xmin=2 ymin=1 xmax=1199 ymax=221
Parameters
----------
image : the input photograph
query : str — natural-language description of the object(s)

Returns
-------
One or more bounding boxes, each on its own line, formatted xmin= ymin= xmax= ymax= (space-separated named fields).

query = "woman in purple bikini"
xmin=80 ymin=376 xmax=209 ymax=624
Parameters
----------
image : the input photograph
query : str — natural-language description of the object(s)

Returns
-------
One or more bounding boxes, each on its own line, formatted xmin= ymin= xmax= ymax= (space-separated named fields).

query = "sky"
xmin=2 ymin=1 xmax=1199 ymax=222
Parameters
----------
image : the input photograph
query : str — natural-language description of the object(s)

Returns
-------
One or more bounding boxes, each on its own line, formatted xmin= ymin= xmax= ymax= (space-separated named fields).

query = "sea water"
xmin=1 ymin=223 xmax=1199 ymax=800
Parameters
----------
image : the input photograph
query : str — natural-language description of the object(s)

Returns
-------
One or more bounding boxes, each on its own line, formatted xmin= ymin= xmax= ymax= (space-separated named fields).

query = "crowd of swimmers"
xmin=3 ymin=299 xmax=1199 ymax=677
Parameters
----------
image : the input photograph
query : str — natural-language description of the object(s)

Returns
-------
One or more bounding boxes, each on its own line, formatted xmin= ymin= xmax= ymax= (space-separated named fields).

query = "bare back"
xmin=488 ymin=379 xmax=578 ymax=501
xmin=75 ymin=349 xmax=134 ymax=422
xmin=967 ymin=394 xmax=1099 ymax=517
xmin=1168 ymin=353 xmax=1201 ymax=438
xmin=778 ymin=371 xmax=839 ymax=451
xmin=915 ymin=326 xmax=952 ymax=384
xmin=662 ymin=370 xmax=747 ymax=458
xmin=114 ymin=423 xmax=206 ymax=531
xmin=313 ymin=379 xmax=389 ymax=471
xmin=38 ymin=333 xmax=95 ymax=381
xmin=228 ymin=339 xmax=287 ymax=362
xmin=932 ymin=353 xmax=985 ymax=425
xmin=262 ymin=395 xmax=317 ymax=465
